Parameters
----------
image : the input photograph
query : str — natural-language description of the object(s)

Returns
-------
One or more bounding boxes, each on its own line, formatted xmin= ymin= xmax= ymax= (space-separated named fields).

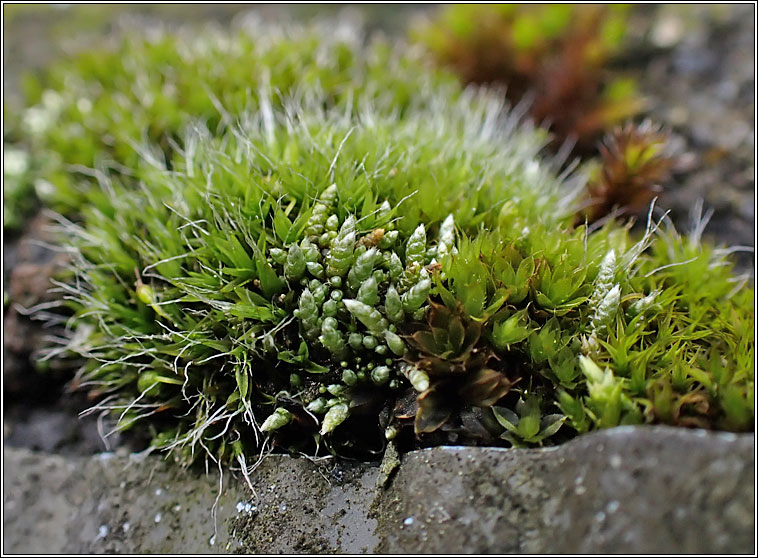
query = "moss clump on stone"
xmin=20 ymin=25 xmax=753 ymax=466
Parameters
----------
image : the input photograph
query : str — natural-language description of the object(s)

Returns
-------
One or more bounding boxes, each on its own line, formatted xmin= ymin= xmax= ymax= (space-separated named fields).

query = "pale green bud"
xmin=402 ymin=278 xmax=431 ymax=312
xmin=261 ymin=408 xmax=293 ymax=432
xmin=306 ymin=261 xmax=325 ymax=279
xmin=405 ymin=224 xmax=426 ymax=267
xmin=589 ymin=250 xmax=617 ymax=309
xmin=301 ymin=239 xmax=320 ymax=263
xmin=386 ymin=252 xmax=403 ymax=280
xmin=269 ymin=247 xmax=287 ymax=265
xmin=384 ymin=330 xmax=405 ymax=356
xmin=343 ymin=299 xmax=385 ymax=334
xmin=342 ymin=369 xmax=358 ymax=386
xmin=325 ymin=214 xmax=339 ymax=231
xmin=320 ymin=317 xmax=346 ymax=358
xmin=371 ymin=366 xmax=391 ymax=385
xmin=402 ymin=363 xmax=430 ymax=393
xmin=384 ymin=284 xmax=404 ymax=323
xmin=307 ymin=397 xmax=327 ymax=414
xmin=312 ymin=284 xmax=328 ymax=306
xmin=285 ymin=244 xmax=306 ymax=280
xmin=357 ymin=275 xmax=380 ymax=306
xmin=320 ymin=403 xmax=349 ymax=435
xmin=326 ymin=226 xmax=356 ymax=277
xmin=322 ymin=299 xmax=338 ymax=317
xmin=378 ymin=230 xmax=399 ymax=249
xmin=591 ymin=284 xmax=621 ymax=335
xmin=305 ymin=186 xmax=338 ymax=236
xmin=327 ymin=384 xmax=345 ymax=397
xmin=436 ymin=214 xmax=456 ymax=258
xmin=319 ymin=184 xmax=338 ymax=205
xmin=298 ymin=289 xmax=320 ymax=338
xmin=348 ymin=332 xmax=363 ymax=350
xmin=347 ymin=248 xmax=378 ymax=291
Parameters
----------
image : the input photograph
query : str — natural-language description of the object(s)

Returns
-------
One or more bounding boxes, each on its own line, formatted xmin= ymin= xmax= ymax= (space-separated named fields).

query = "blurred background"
xmin=2 ymin=3 xmax=754 ymax=455
xmin=4 ymin=3 xmax=753 ymax=251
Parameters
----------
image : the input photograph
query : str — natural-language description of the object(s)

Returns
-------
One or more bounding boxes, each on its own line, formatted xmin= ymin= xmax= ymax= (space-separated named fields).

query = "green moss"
xmin=4 ymin=21 xmax=455 ymax=228
xmin=16 ymin=25 xmax=753 ymax=466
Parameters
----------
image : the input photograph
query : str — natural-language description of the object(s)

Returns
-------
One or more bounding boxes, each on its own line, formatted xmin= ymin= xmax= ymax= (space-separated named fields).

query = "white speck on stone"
xmin=595 ymin=511 xmax=606 ymax=523
xmin=279 ymin=503 xmax=287 ymax=513
xmin=575 ymin=485 xmax=587 ymax=495
xmin=96 ymin=525 xmax=109 ymax=540
xmin=403 ymin=517 xmax=414 ymax=526
xmin=236 ymin=502 xmax=245 ymax=513
xmin=609 ymin=454 xmax=622 ymax=469
xmin=606 ymin=500 xmax=620 ymax=514
xmin=119 ymin=482 xmax=126 ymax=489
xmin=122 ymin=522 xmax=130 ymax=533
xmin=96 ymin=452 xmax=115 ymax=461
xmin=172 ymin=504 xmax=181 ymax=513
xmin=209 ymin=535 xmax=216 ymax=546
xmin=154 ymin=513 xmax=162 ymax=524
xmin=155 ymin=488 xmax=163 ymax=496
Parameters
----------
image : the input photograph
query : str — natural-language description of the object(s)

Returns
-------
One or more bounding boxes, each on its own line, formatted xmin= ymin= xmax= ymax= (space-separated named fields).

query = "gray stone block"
xmin=3 ymin=426 xmax=754 ymax=553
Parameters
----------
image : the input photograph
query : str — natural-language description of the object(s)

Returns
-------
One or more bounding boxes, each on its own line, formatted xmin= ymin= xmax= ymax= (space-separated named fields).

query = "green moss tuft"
xmin=14 ymin=25 xmax=753 ymax=466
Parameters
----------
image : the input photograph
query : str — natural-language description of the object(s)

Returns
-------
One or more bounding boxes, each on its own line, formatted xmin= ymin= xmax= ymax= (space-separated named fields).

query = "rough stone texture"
xmin=376 ymin=426 xmax=755 ymax=554
xmin=3 ymin=426 xmax=754 ymax=554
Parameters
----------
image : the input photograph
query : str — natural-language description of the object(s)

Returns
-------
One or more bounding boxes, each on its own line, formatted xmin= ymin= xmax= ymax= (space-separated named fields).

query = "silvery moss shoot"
xmin=12 ymin=25 xmax=753 ymax=466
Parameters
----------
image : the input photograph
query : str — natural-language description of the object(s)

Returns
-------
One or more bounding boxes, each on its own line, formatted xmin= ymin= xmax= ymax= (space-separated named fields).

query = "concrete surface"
xmin=3 ymin=426 xmax=754 ymax=553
